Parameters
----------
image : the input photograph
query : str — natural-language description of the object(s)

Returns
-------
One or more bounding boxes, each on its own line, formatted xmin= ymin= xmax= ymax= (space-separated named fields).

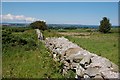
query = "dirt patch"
xmin=73 ymin=36 xmax=90 ymax=38
xmin=58 ymin=32 xmax=91 ymax=38
xmin=58 ymin=32 xmax=91 ymax=36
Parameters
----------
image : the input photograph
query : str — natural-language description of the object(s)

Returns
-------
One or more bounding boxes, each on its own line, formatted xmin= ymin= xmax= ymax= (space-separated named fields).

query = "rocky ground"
xmin=36 ymin=29 xmax=120 ymax=79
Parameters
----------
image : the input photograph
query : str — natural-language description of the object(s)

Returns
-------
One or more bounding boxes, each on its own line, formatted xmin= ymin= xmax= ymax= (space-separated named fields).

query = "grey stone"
xmin=63 ymin=66 xmax=70 ymax=70
xmin=76 ymin=65 xmax=85 ymax=77
xmin=85 ymin=67 xmax=100 ymax=77
xmin=101 ymin=70 xmax=120 ymax=79
xmin=61 ymin=48 xmax=81 ymax=59
xmin=35 ymin=29 xmax=43 ymax=40
xmin=63 ymin=66 xmax=67 ymax=69
xmin=75 ymin=75 xmax=78 ymax=79
xmin=53 ymin=53 xmax=57 ymax=59
xmin=91 ymin=56 xmax=112 ymax=68
xmin=71 ymin=53 xmax=85 ymax=63
xmin=110 ymin=62 xmax=119 ymax=72
xmin=80 ymin=54 xmax=92 ymax=67
xmin=64 ymin=61 xmax=69 ymax=67
xmin=84 ymin=74 xmax=90 ymax=79
xmin=94 ymin=74 xmax=103 ymax=79
xmin=77 ymin=50 xmax=90 ymax=57
xmin=44 ymin=37 xmax=120 ymax=79
xmin=99 ymin=67 xmax=111 ymax=73
xmin=70 ymin=62 xmax=79 ymax=69
xmin=63 ymin=69 xmax=67 ymax=75
xmin=73 ymin=58 xmax=82 ymax=63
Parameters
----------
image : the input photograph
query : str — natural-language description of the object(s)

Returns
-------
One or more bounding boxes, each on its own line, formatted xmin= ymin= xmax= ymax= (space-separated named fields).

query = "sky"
xmin=2 ymin=2 xmax=119 ymax=25
xmin=2 ymin=0 xmax=119 ymax=2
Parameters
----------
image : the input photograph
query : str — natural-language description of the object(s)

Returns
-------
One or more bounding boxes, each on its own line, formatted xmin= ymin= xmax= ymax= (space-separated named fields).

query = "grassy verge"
xmin=42 ymin=29 xmax=62 ymax=38
xmin=42 ymin=28 xmax=119 ymax=66
xmin=2 ymin=27 xmax=63 ymax=78
xmin=2 ymin=27 xmax=119 ymax=78
xmin=64 ymin=28 xmax=119 ymax=66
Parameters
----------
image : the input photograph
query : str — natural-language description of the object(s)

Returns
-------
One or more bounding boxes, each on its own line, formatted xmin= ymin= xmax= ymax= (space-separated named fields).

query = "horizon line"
xmin=2 ymin=22 xmax=119 ymax=26
xmin=2 ymin=0 xmax=119 ymax=2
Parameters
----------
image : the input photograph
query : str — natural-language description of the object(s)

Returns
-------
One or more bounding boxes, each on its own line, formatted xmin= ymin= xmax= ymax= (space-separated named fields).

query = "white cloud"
xmin=2 ymin=14 xmax=14 ymax=20
xmin=1 ymin=14 xmax=38 ymax=22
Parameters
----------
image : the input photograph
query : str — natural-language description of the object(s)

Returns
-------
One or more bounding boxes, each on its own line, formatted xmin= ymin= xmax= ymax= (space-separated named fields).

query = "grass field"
xmin=2 ymin=27 xmax=119 ymax=78
xmin=2 ymin=28 xmax=63 ymax=78
xmin=57 ymin=28 xmax=119 ymax=66
xmin=42 ymin=28 xmax=119 ymax=66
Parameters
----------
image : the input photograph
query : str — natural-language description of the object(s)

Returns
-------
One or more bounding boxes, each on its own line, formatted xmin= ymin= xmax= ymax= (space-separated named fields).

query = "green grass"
xmin=3 ymin=42 xmax=63 ymax=78
xmin=2 ymin=28 xmax=63 ymax=78
xmin=64 ymin=29 xmax=119 ymax=66
xmin=2 ymin=27 xmax=119 ymax=78
xmin=42 ymin=29 xmax=62 ymax=38
xmin=57 ymin=28 xmax=98 ymax=33
xmin=42 ymin=28 xmax=119 ymax=66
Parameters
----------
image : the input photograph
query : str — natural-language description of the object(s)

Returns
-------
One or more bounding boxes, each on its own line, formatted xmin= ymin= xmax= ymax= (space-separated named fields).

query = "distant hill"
xmin=2 ymin=22 xmax=29 ymax=27
xmin=47 ymin=24 xmax=99 ymax=29
xmin=1 ymin=23 xmax=119 ymax=29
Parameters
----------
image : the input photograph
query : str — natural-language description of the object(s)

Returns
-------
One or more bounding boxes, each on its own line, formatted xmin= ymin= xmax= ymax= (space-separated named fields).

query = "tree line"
xmin=29 ymin=17 xmax=112 ymax=33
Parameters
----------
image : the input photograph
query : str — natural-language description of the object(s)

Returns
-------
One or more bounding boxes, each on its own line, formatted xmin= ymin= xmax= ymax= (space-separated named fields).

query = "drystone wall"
xmin=35 ymin=29 xmax=43 ymax=40
xmin=45 ymin=37 xmax=120 ymax=79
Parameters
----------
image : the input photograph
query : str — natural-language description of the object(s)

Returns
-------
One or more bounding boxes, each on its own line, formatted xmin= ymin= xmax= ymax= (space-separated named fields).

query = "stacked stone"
xmin=45 ymin=37 xmax=119 ymax=79
xmin=35 ymin=29 xmax=43 ymax=40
